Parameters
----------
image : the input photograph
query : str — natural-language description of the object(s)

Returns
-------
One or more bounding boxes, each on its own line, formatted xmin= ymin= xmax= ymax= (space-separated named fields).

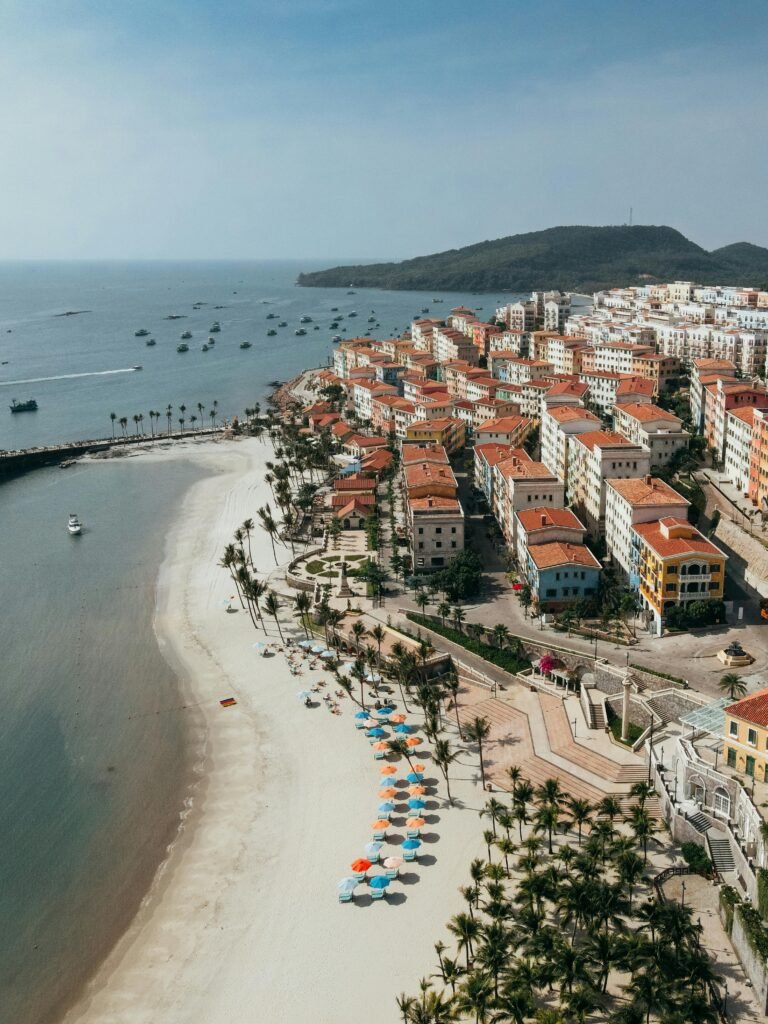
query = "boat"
xmin=133 ymin=365 xmax=143 ymax=370
xmin=421 ymin=307 xmax=429 ymax=313
xmin=209 ymin=322 xmax=221 ymax=332
xmin=180 ymin=330 xmax=192 ymax=339
xmin=177 ymin=343 xmax=189 ymax=352
xmin=266 ymin=313 xmax=278 ymax=319
xmin=295 ymin=328 xmax=307 ymax=336
xmin=332 ymin=335 xmax=342 ymax=343
xmin=267 ymin=329 xmax=277 ymax=336
xmin=68 ymin=513 xmax=82 ymax=535
xmin=348 ymin=311 xmax=357 ymax=318
xmin=134 ymin=328 xmax=149 ymax=337
xmin=240 ymin=341 xmax=252 ymax=349
xmin=10 ymin=398 xmax=38 ymax=412
xmin=368 ymin=317 xmax=375 ymax=323
xmin=202 ymin=344 xmax=209 ymax=352
xmin=331 ymin=307 xmax=339 ymax=312
xmin=145 ymin=338 xmax=156 ymax=346
xmin=347 ymin=290 xmax=356 ymax=294
xmin=278 ymin=321 xmax=287 ymax=327
xmin=330 ymin=321 xmax=339 ymax=329
xmin=313 ymin=325 xmax=320 ymax=330
xmin=299 ymin=315 xmax=312 ymax=323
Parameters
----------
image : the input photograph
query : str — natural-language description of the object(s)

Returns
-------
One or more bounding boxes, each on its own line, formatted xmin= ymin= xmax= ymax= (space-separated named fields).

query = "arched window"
xmin=713 ymin=788 xmax=731 ymax=817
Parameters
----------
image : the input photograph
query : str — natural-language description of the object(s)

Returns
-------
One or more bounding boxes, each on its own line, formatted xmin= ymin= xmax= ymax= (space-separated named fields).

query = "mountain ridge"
xmin=297 ymin=225 xmax=768 ymax=293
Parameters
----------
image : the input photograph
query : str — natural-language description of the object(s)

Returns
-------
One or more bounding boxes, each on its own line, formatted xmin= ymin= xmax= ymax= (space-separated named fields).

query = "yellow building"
xmin=633 ymin=516 xmax=727 ymax=636
xmin=404 ymin=416 xmax=466 ymax=454
xmin=723 ymin=689 xmax=768 ymax=782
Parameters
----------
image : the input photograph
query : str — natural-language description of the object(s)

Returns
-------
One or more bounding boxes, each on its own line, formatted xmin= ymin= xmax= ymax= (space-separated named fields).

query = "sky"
xmin=1 ymin=0 xmax=767 ymax=260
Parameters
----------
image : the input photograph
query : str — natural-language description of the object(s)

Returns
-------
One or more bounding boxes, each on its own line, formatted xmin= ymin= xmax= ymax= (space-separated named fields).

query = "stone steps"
xmin=539 ymin=692 xmax=644 ymax=783
xmin=688 ymin=811 xmax=712 ymax=834
xmin=708 ymin=837 xmax=735 ymax=873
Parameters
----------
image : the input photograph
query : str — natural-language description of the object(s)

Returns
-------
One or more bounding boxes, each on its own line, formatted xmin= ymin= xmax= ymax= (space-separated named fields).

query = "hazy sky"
xmin=1 ymin=0 xmax=767 ymax=260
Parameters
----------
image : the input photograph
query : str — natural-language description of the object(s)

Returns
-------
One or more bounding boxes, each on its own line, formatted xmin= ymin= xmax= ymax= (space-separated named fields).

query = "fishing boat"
xmin=330 ymin=321 xmax=339 ymax=329
xmin=278 ymin=321 xmax=287 ymax=327
xmin=207 ymin=336 xmax=216 ymax=344
xmin=368 ymin=317 xmax=376 ymax=323
xmin=133 ymin=365 xmax=143 ymax=370
xmin=266 ymin=312 xmax=277 ymax=319
xmin=177 ymin=343 xmax=189 ymax=353
xmin=348 ymin=311 xmax=357 ymax=318
xmin=331 ymin=307 xmax=339 ymax=312
xmin=240 ymin=341 xmax=252 ymax=349
xmin=10 ymin=398 xmax=38 ymax=413
xmin=332 ymin=335 xmax=342 ymax=343
xmin=295 ymin=328 xmax=306 ymax=336
xmin=68 ymin=513 xmax=82 ymax=535
xmin=180 ymin=330 xmax=192 ymax=340
xmin=202 ymin=344 xmax=209 ymax=352
xmin=145 ymin=338 xmax=156 ymax=346
xmin=267 ymin=329 xmax=277 ymax=336
xmin=209 ymin=322 xmax=221 ymax=332
xmin=134 ymin=328 xmax=149 ymax=337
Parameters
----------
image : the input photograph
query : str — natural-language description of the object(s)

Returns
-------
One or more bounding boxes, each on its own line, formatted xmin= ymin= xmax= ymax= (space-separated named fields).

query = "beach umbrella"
xmin=393 ymin=723 xmax=410 ymax=733
xmin=379 ymin=765 xmax=397 ymax=776
xmin=298 ymin=639 xmax=314 ymax=649
xmin=365 ymin=841 xmax=383 ymax=857
xmin=406 ymin=772 xmax=424 ymax=783
xmin=366 ymin=727 xmax=386 ymax=738
xmin=407 ymin=785 xmax=426 ymax=796
xmin=365 ymin=672 xmax=382 ymax=683
xmin=377 ymin=706 xmax=394 ymax=716
xmin=339 ymin=662 xmax=356 ymax=674
xmin=368 ymin=875 xmax=390 ymax=890
xmin=310 ymin=644 xmax=325 ymax=654
xmin=354 ymin=710 xmax=370 ymax=720
xmin=405 ymin=737 xmax=422 ymax=748
xmin=378 ymin=787 xmax=397 ymax=798
xmin=295 ymin=690 xmax=312 ymax=701
xmin=406 ymin=817 xmax=426 ymax=828
xmin=351 ymin=858 xmax=372 ymax=873
xmin=372 ymin=741 xmax=389 ymax=751
xmin=370 ymin=819 xmax=390 ymax=831
xmin=407 ymin=798 xmax=426 ymax=810
xmin=320 ymin=650 xmax=336 ymax=659
xmin=378 ymin=801 xmax=395 ymax=813
xmin=337 ymin=877 xmax=357 ymax=893
xmin=252 ymin=641 xmax=267 ymax=652
xmin=402 ymin=838 xmax=421 ymax=850
xmin=390 ymin=714 xmax=406 ymax=724
xmin=413 ymin=764 xmax=427 ymax=773
xmin=383 ymin=856 xmax=403 ymax=869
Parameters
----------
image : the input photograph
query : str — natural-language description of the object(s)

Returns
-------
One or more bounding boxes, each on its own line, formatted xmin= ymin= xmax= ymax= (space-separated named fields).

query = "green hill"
xmin=297 ymin=225 xmax=768 ymax=293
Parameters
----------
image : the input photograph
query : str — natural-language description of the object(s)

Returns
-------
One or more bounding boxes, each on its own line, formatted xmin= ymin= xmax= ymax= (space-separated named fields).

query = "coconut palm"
xmin=490 ymin=623 xmax=510 ymax=649
xmin=437 ymin=600 xmax=451 ymax=627
xmin=257 ymin=505 xmax=281 ymax=565
xmin=263 ymin=590 xmax=284 ymax=643
xmin=451 ymin=606 xmax=466 ymax=632
xmin=718 ymin=672 xmax=747 ymax=701
xmin=351 ymin=619 xmax=367 ymax=652
xmin=465 ymin=716 xmax=491 ymax=788
xmin=434 ymin=737 xmax=457 ymax=803
xmin=241 ymin=518 xmax=255 ymax=567
xmin=110 ymin=411 xmax=116 ymax=437
xmin=293 ymin=591 xmax=312 ymax=638
xmin=566 ymin=797 xmax=593 ymax=846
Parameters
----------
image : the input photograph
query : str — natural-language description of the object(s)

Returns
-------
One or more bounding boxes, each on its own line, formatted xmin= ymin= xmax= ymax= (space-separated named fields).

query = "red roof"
xmin=516 ymin=507 xmax=586 ymax=532
xmin=633 ymin=518 xmax=725 ymax=559
xmin=528 ymin=542 xmax=601 ymax=570
xmin=401 ymin=443 xmax=449 ymax=465
xmin=334 ymin=499 xmax=373 ymax=520
xmin=574 ymin=430 xmax=640 ymax=452
xmin=330 ymin=492 xmax=376 ymax=508
xmin=334 ymin=476 xmax=377 ymax=492
xmin=726 ymin=689 xmax=768 ymax=727
xmin=409 ymin=496 xmax=462 ymax=512
xmin=476 ymin=415 xmax=529 ymax=433
xmin=361 ymin=449 xmax=394 ymax=472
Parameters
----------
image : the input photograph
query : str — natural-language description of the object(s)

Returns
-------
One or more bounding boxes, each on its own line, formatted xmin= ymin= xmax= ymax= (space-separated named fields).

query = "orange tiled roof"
xmin=334 ymin=499 xmax=373 ymax=520
xmin=633 ymin=518 xmax=724 ymax=559
xmin=516 ymin=507 xmax=585 ymax=532
xmin=528 ymin=542 xmax=601 ymax=569
xmin=409 ymin=496 xmax=462 ymax=512
xmin=330 ymin=492 xmax=376 ymax=508
xmin=404 ymin=463 xmax=458 ymax=490
xmin=407 ymin=417 xmax=463 ymax=431
xmin=574 ymin=430 xmax=638 ymax=452
xmin=401 ymin=443 xmax=449 ymax=465
xmin=497 ymin=457 xmax=557 ymax=481
xmin=616 ymin=377 xmax=655 ymax=396
xmin=617 ymin=403 xmax=681 ymax=424
xmin=726 ymin=688 xmax=768 ymax=728
xmin=334 ymin=476 xmax=377 ymax=492
xmin=476 ymin=415 xmax=529 ymax=433
xmin=607 ymin=477 xmax=689 ymax=507
xmin=547 ymin=406 xmax=600 ymax=424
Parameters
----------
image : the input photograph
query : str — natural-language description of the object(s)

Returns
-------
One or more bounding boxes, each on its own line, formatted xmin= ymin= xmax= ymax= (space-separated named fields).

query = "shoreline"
xmin=61 ymin=434 xmax=486 ymax=1024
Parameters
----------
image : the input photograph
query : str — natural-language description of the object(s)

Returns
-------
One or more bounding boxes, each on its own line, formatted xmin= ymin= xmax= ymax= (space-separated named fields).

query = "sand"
xmin=64 ymin=435 xmax=485 ymax=1024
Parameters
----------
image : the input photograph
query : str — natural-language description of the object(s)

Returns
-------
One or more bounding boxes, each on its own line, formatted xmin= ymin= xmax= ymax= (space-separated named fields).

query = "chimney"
xmin=644 ymin=474 xmax=652 ymax=485
xmin=541 ymin=514 xmax=547 ymax=527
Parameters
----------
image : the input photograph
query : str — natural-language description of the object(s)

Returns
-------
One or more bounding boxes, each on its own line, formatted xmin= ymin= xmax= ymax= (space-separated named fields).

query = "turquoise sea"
xmin=0 ymin=262 xmax=524 ymax=1024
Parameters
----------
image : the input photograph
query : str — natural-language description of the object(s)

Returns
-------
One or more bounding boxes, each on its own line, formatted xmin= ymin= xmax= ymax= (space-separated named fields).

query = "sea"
xmin=0 ymin=261 xmax=525 ymax=1024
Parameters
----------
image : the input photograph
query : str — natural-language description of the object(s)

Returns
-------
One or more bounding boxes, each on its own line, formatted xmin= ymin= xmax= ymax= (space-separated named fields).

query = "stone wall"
xmin=728 ymin=908 xmax=768 ymax=1013
xmin=606 ymin=694 xmax=653 ymax=730
xmin=646 ymin=691 xmax=703 ymax=725
xmin=713 ymin=511 xmax=768 ymax=600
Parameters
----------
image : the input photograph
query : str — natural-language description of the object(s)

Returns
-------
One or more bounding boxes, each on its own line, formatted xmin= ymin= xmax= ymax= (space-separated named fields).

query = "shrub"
xmin=629 ymin=663 xmax=686 ymax=686
xmin=605 ymin=704 xmax=644 ymax=746
xmin=680 ymin=842 xmax=713 ymax=875
xmin=758 ymin=867 xmax=768 ymax=922
xmin=736 ymin=902 xmax=768 ymax=960
xmin=404 ymin=613 xmax=529 ymax=674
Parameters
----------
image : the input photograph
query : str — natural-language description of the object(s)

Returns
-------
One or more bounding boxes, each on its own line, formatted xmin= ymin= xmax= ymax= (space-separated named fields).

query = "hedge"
xmin=629 ymin=663 xmax=687 ymax=687
xmin=681 ymin=842 xmax=713 ymax=875
xmin=404 ymin=613 xmax=529 ymax=674
xmin=758 ymin=867 xmax=768 ymax=922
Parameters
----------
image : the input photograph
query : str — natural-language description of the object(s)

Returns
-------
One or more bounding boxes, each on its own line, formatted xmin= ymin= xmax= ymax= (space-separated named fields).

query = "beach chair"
xmin=355 ymin=720 xmax=367 ymax=729
xmin=373 ymin=750 xmax=385 ymax=760
xmin=385 ymin=867 xmax=399 ymax=879
xmin=353 ymin=870 xmax=367 ymax=882
xmin=403 ymin=849 xmax=417 ymax=862
xmin=406 ymin=828 xmax=421 ymax=839
xmin=367 ymin=850 xmax=380 ymax=864
xmin=372 ymin=828 xmax=386 ymax=841
xmin=338 ymin=890 xmax=354 ymax=903
xmin=370 ymin=888 xmax=386 ymax=901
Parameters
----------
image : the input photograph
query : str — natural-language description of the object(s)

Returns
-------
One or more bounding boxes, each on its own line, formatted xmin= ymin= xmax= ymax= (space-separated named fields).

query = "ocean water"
xmin=0 ymin=262 xmax=524 ymax=1024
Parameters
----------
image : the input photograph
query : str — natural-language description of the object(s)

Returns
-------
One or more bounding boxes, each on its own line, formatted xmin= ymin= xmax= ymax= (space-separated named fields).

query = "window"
xmin=748 ymin=729 xmax=758 ymax=747
xmin=435 ymin=541 xmax=442 ymax=549
xmin=729 ymin=721 xmax=738 ymax=737
xmin=418 ymin=542 xmax=424 ymax=550
xmin=727 ymin=747 xmax=737 ymax=768
xmin=451 ymin=527 xmax=456 ymax=534
xmin=713 ymin=788 xmax=731 ymax=816
xmin=665 ymin=583 xmax=675 ymax=592
xmin=746 ymin=756 xmax=756 ymax=777
xmin=668 ymin=565 xmax=677 ymax=574
xmin=435 ymin=527 xmax=442 ymax=534
xmin=546 ymin=588 xmax=556 ymax=597
xmin=418 ymin=527 xmax=423 ymax=535
xmin=451 ymin=541 xmax=457 ymax=549
xmin=710 ymin=564 xmax=720 ymax=573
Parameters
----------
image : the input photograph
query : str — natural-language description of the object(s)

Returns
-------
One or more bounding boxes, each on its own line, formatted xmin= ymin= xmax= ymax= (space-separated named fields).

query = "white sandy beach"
xmin=64 ymin=435 xmax=485 ymax=1024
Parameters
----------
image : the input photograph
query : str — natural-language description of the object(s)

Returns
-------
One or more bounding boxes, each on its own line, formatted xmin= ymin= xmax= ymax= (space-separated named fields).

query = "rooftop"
xmin=574 ymin=430 xmax=639 ymax=452
xmin=401 ymin=443 xmax=449 ymax=465
xmin=516 ymin=507 xmax=586 ymax=532
xmin=528 ymin=541 xmax=601 ymax=570
xmin=616 ymin=403 xmax=681 ymax=424
xmin=607 ymin=476 xmax=689 ymax=507
xmin=726 ymin=688 xmax=768 ymax=728
xmin=409 ymin=496 xmax=462 ymax=512
xmin=634 ymin=517 xmax=725 ymax=559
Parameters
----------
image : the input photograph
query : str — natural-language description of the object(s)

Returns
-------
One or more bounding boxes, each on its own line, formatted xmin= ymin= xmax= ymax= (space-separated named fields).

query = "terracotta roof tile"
xmin=633 ymin=518 xmax=725 ymax=559
xmin=574 ymin=430 xmax=638 ymax=452
xmin=517 ymin=507 xmax=586 ymax=532
xmin=726 ymin=688 xmax=768 ymax=727
xmin=528 ymin=542 xmax=601 ymax=570
xmin=401 ymin=444 xmax=449 ymax=465
xmin=607 ymin=477 xmax=689 ymax=507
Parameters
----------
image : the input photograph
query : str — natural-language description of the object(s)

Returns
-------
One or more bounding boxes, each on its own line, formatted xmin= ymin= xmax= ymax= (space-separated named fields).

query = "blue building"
xmin=526 ymin=541 xmax=601 ymax=611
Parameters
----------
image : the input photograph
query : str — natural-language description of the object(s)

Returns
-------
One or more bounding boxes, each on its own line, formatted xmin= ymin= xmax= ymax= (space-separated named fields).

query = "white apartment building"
xmin=540 ymin=406 xmax=601 ymax=488
xmin=514 ymin=506 xmax=586 ymax=573
xmin=612 ymin=403 xmax=690 ymax=468
xmin=492 ymin=455 xmax=565 ymax=546
xmin=723 ymin=406 xmax=757 ymax=495
xmin=604 ymin=476 xmax=690 ymax=578
xmin=410 ymin=497 xmax=465 ymax=572
xmin=567 ymin=431 xmax=651 ymax=536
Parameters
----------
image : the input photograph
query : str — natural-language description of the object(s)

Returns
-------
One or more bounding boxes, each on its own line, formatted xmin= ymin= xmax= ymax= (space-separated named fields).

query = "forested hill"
xmin=297 ymin=225 xmax=768 ymax=293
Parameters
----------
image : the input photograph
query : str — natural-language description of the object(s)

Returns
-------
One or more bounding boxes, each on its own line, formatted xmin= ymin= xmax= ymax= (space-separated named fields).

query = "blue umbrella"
xmin=377 ymin=706 xmax=394 ymax=716
xmin=366 ymin=728 xmax=386 ymax=738
xmin=406 ymin=772 xmax=424 ymax=783
xmin=368 ymin=875 xmax=390 ymax=890
xmin=393 ymin=723 xmax=410 ymax=733
xmin=310 ymin=644 xmax=325 ymax=654
xmin=365 ymin=841 xmax=383 ymax=857
xmin=337 ymin=877 xmax=357 ymax=893
xmin=252 ymin=641 xmax=267 ymax=652
xmin=402 ymin=838 xmax=422 ymax=850
xmin=354 ymin=711 xmax=370 ymax=720
xmin=378 ymin=801 xmax=395 ymax=813
xmin=298 ymin=639 xmax=314 ymax=649
xmin=408 ymin=798 xmax=426 ymax=810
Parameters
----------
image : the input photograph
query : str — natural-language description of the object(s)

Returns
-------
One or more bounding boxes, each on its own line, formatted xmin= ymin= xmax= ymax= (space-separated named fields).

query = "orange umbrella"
xmin=379 ymin=765 xmax=397 ymax=776
xmin=378 ymin=787 xmax=397 ymax=798
xmin=390 ymin=714 xmax=407 ymax=723
xmin=406 ymin=817 xmax=426 ymax=828
xmin=351 ymin=858 xmax=371 ymax=872
xmin=370 ymin=820 xmax=390 ymax=831
xmin=372 ymin=741 xmax=389 ymax=751
xmin=407 ymin=785 xmax=426 ymax=796
xmin=413 ymin=763 xmax=427 ymax=772
xmin=405 ymin=737 xmax=422 ymax=748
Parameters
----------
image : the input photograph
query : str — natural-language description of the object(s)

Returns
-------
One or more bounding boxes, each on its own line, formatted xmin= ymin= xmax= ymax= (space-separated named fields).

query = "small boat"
xmin=347 ymin=290 xmax=356 ymax=294
xmin=180 ymin=330 xmax=192 ymax=340
xmin=10 ymin=398 xmax=38 ymax=413
xmin=313 ymin=325 xmax=320 ymax=330
xmin=145 ymin=338 xmax=156 ymax=346
xmin=295 ymin=328 xmax=306 ymax=336
xmin=202 ymin=344 xmax=209 ymax=352
xmin=207 ymin=336 xmax=216 ymax=344
xmin=134 ymin=328 xmax=149 ymax=337
xmin=266 ymin=312 xmax=278 ymax=319
xmin=209 ymin=323 xmax=221 ymax=332
xmin=331 ymin=307 xmax=339 ymax=312
xmin=165 ymin=314 xmax=185 ymax=320
xmin=267 ymin=329 xmax=277 ymax=336
xmin=177 ymin=343 xmax=189 ymax=353
xmin=368 ymin=317 xmax=375 ymax=323
xmin=278 ymin=321 xmax=287 ymax=327
xmin=68 ymin=513 xmax=82 ymax=536
xmin=240 ymin=341 xmax=252 ymax=349
xmin=300 ymin=315 xmax=312 ymax=323
xmin=348 ymin=311 xmax=357 ymax=318
xmin=133 ymin=365 xmax=143 ymax=371
xmin=330 ymin=321 xmax=339 ymax=329
xmin=332 ymin=335 xmax=342 ymax=343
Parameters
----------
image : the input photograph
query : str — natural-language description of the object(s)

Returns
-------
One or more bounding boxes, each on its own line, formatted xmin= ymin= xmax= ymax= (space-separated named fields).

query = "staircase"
xmin=708 ymin=834 xmax=736 ymax=874
xmin=688 ymin=811 xmax=712 ymax=834
xmin=590 ymin=703 xmax=606 ymax=730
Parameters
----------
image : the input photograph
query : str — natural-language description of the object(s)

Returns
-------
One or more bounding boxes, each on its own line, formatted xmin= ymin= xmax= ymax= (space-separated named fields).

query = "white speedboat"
xmin=68 ymin=514 xmax=82 ymax=535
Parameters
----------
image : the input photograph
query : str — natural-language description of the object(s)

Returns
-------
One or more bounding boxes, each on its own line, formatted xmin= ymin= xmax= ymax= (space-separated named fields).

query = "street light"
xmin=573 ymin=717 xmax=578 ymax=739
xmin=681 ymin=880 xmax=686 ymax=908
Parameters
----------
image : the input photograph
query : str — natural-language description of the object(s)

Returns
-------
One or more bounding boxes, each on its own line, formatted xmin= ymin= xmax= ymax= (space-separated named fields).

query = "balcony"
xmin=678 ymin=573 xmax=711 ymax=583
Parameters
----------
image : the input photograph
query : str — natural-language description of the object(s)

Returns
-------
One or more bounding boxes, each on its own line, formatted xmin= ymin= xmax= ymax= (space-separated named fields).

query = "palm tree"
xmin=566 ymin=797 xmax=593 ymax=846
xmin=629 ymin=781 xmax=654 ymax=811
xmin=534 ymin=802 xmax=560 ymax=854
xmin=416 ymin=590 xmax=430 ymax=616
xmin=437 ymin=600 xmax=451 ymax=627
xmin=536 ymin=778 xmax=564 ymax=808
xmin=178 ymin=416 xmax=185 ymax=433
xmin=109 ymin=411 xmax=116 ymax=437
xmin=443 ymin=669 xmax=463 ymax=739
xmin=257 ymin=505 xmax=281 ymax=565
xmin=350 ymin=619 xmax=367 ymax=653
xmin=718 ymin=672 xmax=747 ymax=701
xmin=370 ymin=624 xmax=385 ymax=671
xmin=490 ymin=623 xmax=510 ymax=649
xmin=451 ymin=606 xmax=466 ymax=633
xmin=293 ymin=591 xmax=312 ymax=638
xmin=433 ymin=737 xmax=456 ymax=803
xmin=263 ymin=590 xmax=284 ymax=643
xmin=166 ymin=404 xmax=173 ymax=434
xmin=465 ymin=716 xmax=491 ymax=788
xmin=241 ymin=518 xmax=255 ymax=567
xmin=446 ymin=912 xmax=480 ymax=969
xmin=518 ymin=583 xmax=532 ymax=618
xmin=119 ymin=416 xmax=128 ymax=438
xmin=132 ymin=413 xmax=140 ymax=435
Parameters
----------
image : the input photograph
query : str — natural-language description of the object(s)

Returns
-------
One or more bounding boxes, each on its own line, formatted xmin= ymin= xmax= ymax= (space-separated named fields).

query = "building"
xmin=473 ymin=442 xmax=520 ymax=507
xmin=402 ymin=442 xmax=464 ymax=574
xmin=492 ymin=455 xmax=565 ymax=546
xmin=524 ymin=541 xmax=601 ymax=612
xmin=634 ymin=517 xmax=726 ymax=636
xmin=724 ymin=689 xmax=768 ymax=782
xmin=604 ymin=476 xmax=690 ymax=578
xmin=723 ymin=406 xmax=758 ymax=494
xmin=612 ymin=403 xmax=690 ymax=468
xmin=404 ymin=417 xmax=466 ymax=454
xmin=515 ymin=506 xmax=588 ymax=574
xmin=567 ymin=431 xmax=651 ymax=536
xmin=474 ymin=415 xmax=531 ymax=448
xmin=748 ymin=407 xmax=768 ymax=510
xmin=540 ymin=406 xmax=601 ymax=489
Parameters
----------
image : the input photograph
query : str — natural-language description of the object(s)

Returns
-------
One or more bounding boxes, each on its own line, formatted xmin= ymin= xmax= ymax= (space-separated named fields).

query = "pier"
xmin=0 ymin=426 xmax=227 ymax=480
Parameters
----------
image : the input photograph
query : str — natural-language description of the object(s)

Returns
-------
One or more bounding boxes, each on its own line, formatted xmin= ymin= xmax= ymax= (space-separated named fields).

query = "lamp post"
xmin=573 ymin=717 xmax=578 ymax=739
xmin=681 ymin=880 xmax=686 ymax=908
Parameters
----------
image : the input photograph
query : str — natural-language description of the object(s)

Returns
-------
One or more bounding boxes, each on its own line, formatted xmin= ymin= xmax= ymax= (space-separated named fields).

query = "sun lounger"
xmin=406 ymin=828 xmax=420 ymax=839
xmin=372 ymin=829 xmax=386 ymax=841
xmin=353 ymin=870 xmax=367 ymax=881
xmin=385 ymin=867 xmax=399 ymax=879
xmin=403 ymin=849 xmax=416 ymax=862
xmin=370 ymin=888 xmax=385 ymax=900
xmin=338 ymin=891 xmax=353 ymax=903
xmin=373 ymin=750 xmax=385 ymax=760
